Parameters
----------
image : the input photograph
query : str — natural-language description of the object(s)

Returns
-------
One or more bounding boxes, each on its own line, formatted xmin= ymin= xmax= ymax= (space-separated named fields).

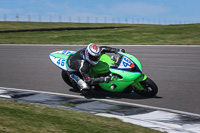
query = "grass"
xmin=61 ymin=102 xmax=76 ymax=107
xmin=0 ymin=21 xmax=200 ymax=45
xmin=0 ymin=100 xmax=161 ymax=133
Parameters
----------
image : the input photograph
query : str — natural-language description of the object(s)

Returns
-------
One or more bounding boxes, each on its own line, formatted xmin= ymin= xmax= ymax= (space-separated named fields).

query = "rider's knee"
xmin=77 ymin=79 xmax=89 ymax=90
xmin=70 ymin=74 xmax=89 ymax=90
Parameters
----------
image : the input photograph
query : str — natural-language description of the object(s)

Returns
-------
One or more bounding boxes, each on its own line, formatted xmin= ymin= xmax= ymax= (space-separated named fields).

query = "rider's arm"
xmin=83 ymin=73 xmax=110 ymax=85
xmin=79 ymin=61 xmax=110 ymax=85
xmin=100 ymin=46 xmax=125 ymax=54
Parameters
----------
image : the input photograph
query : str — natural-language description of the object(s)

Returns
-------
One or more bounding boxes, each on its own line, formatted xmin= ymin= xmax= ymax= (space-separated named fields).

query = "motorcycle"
xmin=49 ymin=50 xmax=158 ymax=97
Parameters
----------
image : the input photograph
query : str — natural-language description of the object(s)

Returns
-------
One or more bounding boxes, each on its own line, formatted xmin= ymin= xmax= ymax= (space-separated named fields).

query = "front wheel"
xmin=134 ymin=78 xmax=158 ymax=97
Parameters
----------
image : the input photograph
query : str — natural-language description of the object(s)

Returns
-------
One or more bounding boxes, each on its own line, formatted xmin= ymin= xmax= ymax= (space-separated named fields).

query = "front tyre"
xmin=134 ymin=78 xmax=158 ymax=97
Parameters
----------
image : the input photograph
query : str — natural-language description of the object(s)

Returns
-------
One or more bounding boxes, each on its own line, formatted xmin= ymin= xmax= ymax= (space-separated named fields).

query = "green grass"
xmin=0 ymin=100 xmax=161 ymax=133
xmin=0 ymin=21 xmax=200 ymax=45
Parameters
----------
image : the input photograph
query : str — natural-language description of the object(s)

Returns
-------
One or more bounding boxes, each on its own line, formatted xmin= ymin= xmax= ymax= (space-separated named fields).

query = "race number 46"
xmin=57 ymin=59 xmax=65 ymax=66
xmin=122 ymin=57 xmax=131 ymax=67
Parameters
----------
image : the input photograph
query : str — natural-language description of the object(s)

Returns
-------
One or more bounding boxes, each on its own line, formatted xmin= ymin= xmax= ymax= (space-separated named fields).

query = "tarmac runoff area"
xmin=0 ymin=87 xmax=200 ymax=133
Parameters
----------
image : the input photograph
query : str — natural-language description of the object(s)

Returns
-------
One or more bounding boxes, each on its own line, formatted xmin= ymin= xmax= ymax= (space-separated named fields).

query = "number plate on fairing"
xmin=51 ymin=57 xmax=67 ymax=70
xmin=118 ymin=56 xmax=135 ymax=69
xmin=49 ymin=50 xmax=76 ymax=71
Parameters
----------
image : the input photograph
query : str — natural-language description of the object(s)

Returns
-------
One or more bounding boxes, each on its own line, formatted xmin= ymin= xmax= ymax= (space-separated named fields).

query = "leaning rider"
xmin=67 ymin=43 xmax=125 ymax=93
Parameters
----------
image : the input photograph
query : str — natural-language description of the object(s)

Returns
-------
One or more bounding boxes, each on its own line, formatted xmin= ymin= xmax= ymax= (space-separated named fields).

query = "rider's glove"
xmin=117 ymin=49 xmax=125 ymax=53
xmin=104 ymin=76 xmax=111 ymax=83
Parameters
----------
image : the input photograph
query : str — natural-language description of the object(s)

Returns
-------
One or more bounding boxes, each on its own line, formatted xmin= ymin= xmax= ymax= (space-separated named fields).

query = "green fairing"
xmin=132 ymin=74 xmax=148 ymax=90
xmin=50 ymin=53 xmax=74 ymax=60
xmin=89 ymin=54 xmax=114 ymax=77
xmin=135 ymin=74 xmax=148 ymax=82
xmin=119 ymin=52 xmax=142 ymax=72
xmin=90 ymin=53 xmax=147 ymax=92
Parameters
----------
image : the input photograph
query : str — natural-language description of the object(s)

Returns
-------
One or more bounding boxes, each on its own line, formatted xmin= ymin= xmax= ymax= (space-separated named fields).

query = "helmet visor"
xmin=89 ymin=54 xmax=100 ymax=62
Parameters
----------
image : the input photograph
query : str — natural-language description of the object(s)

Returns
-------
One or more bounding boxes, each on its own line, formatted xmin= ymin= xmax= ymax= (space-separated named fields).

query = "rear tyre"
xmin=61 ymin=70 xmax=81 ymax=91
xmin=61 ymin=70 xmax=73 ymax=87
xmin=61 ymin=70 xmax=80 ymax=91
xmin=134 ymin=78 xmax=158 ymax=97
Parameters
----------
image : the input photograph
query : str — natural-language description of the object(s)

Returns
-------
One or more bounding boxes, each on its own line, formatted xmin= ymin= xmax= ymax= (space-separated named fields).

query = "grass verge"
xmin=0 ymin=21 xmax=200 ymax=45
xmin=0 ymin=100 xmax=161 ymax=133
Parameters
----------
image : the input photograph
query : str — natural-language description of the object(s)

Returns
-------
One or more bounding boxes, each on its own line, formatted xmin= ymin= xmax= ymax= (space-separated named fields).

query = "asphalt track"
xmin=0 ymin=45 xmax=200 ymax=114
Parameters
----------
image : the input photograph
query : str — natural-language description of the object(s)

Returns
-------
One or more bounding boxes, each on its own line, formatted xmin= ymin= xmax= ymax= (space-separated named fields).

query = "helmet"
xmin=85 ymin=43 xmax=101 ymax=65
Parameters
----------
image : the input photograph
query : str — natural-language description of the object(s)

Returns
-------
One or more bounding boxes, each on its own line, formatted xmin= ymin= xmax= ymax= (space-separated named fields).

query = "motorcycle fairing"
xmin=94 ymin=52 xmax=144 ymax=92
xmin=49 ymin=50 xmax=76 ymax=71
xmin=118 ymin=56 xmax=135 ymax=69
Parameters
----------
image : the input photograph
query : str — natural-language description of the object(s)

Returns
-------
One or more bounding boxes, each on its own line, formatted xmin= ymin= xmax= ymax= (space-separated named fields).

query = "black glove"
xmin=117 ymin=49 xmax=125 ymax=53
xmin=104 ymin=76 xmax=111 ymax=83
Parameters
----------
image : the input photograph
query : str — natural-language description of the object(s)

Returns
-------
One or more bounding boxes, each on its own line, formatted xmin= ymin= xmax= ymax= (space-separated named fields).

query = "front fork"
xmin=131 ymin=74 xmax=148 ymax=90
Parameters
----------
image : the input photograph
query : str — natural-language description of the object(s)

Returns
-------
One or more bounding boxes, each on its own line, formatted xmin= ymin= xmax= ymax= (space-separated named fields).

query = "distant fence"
xmin=1 ymin=14 xmax=199 ymax=25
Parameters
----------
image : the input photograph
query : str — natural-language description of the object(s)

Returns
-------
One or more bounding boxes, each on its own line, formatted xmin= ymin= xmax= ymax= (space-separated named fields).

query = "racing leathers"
xmin=67 ymin=46 xmax=124 ymax=90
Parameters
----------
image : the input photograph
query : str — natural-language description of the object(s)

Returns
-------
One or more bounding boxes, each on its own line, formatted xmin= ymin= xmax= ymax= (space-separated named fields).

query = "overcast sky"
xmin=0 ymin=0 xmax=199 ymax=24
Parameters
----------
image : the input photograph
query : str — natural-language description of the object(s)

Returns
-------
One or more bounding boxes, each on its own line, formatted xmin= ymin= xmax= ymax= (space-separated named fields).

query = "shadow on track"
xmin=69 ymin=88 xmax=162 ymax=100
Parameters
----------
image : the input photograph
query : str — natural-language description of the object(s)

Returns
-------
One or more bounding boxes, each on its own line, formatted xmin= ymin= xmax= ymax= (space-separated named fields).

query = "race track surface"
xmin=0 ymin=45 xmax=200 ymax=114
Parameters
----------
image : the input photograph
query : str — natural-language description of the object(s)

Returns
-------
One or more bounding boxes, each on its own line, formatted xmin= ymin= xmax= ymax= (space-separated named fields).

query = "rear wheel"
xmin=61 ymin=70 xmax=80 ymax=91
xmin=134 ymin=78 xmax=158 ymax=97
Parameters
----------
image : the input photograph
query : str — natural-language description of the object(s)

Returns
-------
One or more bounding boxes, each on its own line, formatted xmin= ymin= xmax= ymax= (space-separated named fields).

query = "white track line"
xmin=0 ymin=86 xmax=200 ymax=117
xmin=0 ymin=95 xmax=11 ymax=98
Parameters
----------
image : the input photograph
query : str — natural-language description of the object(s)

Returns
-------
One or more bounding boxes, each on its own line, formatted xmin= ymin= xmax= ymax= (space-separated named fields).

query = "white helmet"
xmin=85 ymin=43 xmax=101 ymax=65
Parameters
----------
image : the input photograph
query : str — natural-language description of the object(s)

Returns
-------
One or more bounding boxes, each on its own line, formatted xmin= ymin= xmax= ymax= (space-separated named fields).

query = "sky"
xmin=0 ymin=0 xmax=200 ymax=24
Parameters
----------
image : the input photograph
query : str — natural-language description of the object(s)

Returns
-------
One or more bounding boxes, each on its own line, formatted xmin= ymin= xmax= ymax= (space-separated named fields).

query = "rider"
xmin=67 ymin=43 xmax=125 ymax=93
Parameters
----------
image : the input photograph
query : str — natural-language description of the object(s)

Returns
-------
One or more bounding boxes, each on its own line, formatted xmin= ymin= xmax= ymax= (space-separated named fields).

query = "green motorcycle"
xmin=49 ymin=50 xmax=158 ymax=97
